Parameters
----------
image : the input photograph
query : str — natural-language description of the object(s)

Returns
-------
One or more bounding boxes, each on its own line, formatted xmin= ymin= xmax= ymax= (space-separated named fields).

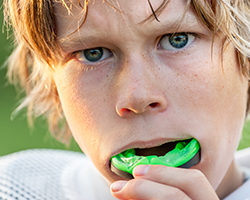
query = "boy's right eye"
xmin=75 ymin=47 xmax=112 ymax=63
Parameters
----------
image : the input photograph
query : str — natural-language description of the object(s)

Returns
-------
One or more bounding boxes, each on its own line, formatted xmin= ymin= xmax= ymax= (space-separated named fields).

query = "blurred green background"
xmin=0 ymin=0 xmax=81 ymax=155
xmin=0 ymin=1 xmax=250 ymax=156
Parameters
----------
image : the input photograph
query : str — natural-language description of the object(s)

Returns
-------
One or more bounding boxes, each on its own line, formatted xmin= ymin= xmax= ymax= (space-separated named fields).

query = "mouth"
xmin=110 ymin=138 xmax=200 ymax=179
xmin=134 ymin=140 xmax=179 ymax=157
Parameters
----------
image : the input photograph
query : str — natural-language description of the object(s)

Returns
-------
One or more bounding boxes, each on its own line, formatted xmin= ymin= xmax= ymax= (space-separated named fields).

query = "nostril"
xmin=120 ymin=108 xmax=132 ymax=113
xmin=149 ymin=102 xmax=158 ymax=108
xmin=116 ymin=97 xmax=167 ymax=117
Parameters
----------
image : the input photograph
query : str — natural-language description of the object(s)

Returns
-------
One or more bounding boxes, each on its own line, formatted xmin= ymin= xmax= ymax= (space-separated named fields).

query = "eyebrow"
xmin=58 ymin=30 xmax=106 ymax=52
xmin=58 ymin=6 xmax=201 ymax=51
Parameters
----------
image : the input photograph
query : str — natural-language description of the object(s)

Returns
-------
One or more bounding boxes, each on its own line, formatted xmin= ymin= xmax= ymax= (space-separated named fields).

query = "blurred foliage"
xmin=238 ymin=119 xmax=250 ymax=150
xmin=0 ymin=0 xmax=81 ymax=155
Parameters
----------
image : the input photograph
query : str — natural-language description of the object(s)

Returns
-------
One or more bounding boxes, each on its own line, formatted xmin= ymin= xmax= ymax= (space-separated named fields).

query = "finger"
xmin=110 ymin=179 xmax=192 ymax=200
xmin=133 ymin=165 xmax=219 ymax=200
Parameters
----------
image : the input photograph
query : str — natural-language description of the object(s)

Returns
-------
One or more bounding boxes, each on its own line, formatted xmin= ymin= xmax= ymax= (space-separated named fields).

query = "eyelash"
xmin=157 ymin=32 xmax=199 ymax=54
xmin=70 ymin=32 xmax=200 ymax=64
xmin=72 ymin=47 xmax=113 ymax=64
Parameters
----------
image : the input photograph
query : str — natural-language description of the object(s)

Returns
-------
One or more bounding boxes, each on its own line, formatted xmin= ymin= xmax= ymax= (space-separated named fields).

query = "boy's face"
xmin=54 ymin=0 xmax=248 ymax=189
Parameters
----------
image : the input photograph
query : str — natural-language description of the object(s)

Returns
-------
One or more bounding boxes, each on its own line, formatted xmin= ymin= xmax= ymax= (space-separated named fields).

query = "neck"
xmin=216 ymin=160 xmax=244 ymax=199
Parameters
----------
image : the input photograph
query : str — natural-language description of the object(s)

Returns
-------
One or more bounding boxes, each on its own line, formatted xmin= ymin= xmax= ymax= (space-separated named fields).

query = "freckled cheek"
xmin=180 ymin=73 xmax=245 ymax=188
xmin=60 ymin=89 xmax=117 ymax=169
xmin=53 ymin=76 xmax=92 ymax=143
xmin=55 ymin=74 xmax=117 ymax=158
xmin=170 ymin=53 xmax=246 ymax=147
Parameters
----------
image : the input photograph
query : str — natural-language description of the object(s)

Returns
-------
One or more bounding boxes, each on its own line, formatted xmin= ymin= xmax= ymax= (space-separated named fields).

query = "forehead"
xmin=54 ymin=0 xmax=167 ymax=22
xmin=55 ymin=0 xmax=205 ymax=53
xmin=54 ymin=0 xmax=198 ymax=39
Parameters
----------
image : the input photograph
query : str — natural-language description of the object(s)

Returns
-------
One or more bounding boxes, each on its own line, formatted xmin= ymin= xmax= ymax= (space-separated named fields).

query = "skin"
xmin=53 ymin=0 xmax=249 ymax=199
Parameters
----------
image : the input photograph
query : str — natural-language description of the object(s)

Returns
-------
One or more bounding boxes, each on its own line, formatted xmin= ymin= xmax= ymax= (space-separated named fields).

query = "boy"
xmin=2 ymin=0 xmax=250 ymax=199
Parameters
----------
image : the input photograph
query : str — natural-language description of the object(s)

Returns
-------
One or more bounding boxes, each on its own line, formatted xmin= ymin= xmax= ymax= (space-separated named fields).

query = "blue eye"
xmin=75 ymin=47 xmax=112 ymax=63
xmin=159 ymin=33 xmax=195 ymax=50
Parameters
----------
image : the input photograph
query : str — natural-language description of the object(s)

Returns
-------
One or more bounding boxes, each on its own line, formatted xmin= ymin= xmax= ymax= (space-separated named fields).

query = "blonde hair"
xmin=4 ymin=0 xmax=250 ymax=144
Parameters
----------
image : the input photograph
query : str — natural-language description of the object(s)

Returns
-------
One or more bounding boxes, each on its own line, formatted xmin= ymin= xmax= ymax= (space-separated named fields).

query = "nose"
xmin=115 ymin=57 xmax=168 ymax=118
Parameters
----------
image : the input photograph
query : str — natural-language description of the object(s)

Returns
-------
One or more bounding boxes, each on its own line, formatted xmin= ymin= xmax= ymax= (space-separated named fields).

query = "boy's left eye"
xmin=75 ymin=47 xmax=112 ymax=63
xmin=159 ymin=33 xmax=196 ymax=50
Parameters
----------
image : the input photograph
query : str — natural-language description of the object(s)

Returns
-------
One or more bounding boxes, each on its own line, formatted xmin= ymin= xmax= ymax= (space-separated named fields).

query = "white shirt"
xmin=0 ymin=148 xmax=250 ymax=199
xmin=0 ymin=149 xmax=117 ymax=200
xmin=223 ymin=148 xmax=250 ymax=200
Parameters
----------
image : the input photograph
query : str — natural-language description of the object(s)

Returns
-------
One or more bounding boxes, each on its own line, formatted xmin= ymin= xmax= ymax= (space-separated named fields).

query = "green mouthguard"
xmin=111 ymin=138 xmax=200 ymax=178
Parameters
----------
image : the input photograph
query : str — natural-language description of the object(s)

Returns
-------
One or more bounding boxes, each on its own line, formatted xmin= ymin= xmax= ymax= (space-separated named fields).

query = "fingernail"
xmin=111 ymin=181 xmax=127 ymax=192
xmin=133 ymin=165 xmax=151 ymax=176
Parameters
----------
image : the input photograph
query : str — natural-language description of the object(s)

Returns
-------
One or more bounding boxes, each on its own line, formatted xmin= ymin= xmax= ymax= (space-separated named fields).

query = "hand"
xmin=110 ymin=165 xmax=219 ymax=200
